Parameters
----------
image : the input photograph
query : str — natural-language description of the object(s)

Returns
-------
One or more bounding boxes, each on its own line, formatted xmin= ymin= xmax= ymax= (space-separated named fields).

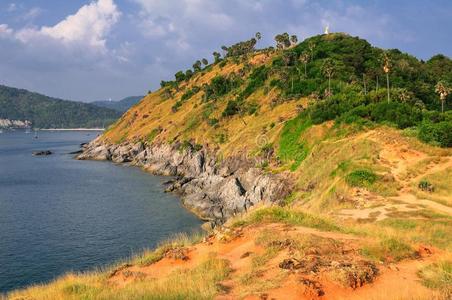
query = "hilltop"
xmin=10 ymin=33 xmax=452 ymax=299
xmin=0 ymin=85 xmax=120 ymax=129
xmin=91 ymin=96 xmax=144 ymax=113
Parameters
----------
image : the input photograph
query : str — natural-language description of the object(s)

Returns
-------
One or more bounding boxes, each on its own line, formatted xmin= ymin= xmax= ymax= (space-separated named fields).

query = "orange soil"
xmin=108 ymin=223 xmax=441 ymax=299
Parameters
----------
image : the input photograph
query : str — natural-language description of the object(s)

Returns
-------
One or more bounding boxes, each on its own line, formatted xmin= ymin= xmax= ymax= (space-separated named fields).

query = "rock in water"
xmin=32 ymin=150 xmax=53 ymax=156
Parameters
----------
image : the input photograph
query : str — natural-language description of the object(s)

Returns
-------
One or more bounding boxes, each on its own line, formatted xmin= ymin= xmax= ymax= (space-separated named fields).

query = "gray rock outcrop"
xmin=77 ymin=137 xmax=293 ymax=225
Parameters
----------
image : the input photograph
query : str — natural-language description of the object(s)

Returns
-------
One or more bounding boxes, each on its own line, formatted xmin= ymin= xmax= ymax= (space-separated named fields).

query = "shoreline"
xmin=39 ymin=128 xmax=105 ymax=131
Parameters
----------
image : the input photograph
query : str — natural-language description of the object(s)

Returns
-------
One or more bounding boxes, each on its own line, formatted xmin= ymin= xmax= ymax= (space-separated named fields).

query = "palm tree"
xmin=435 ymin=81 xmax=451 ymax=113
xmin=212 ymin=52 xmax=221 ymax=63
xmin=322 ymin=58 xmax=335 ymax=98
xmin=290 ymin=35 xmax=298 ymax=46
xmin=202 ymin=58 xmax=209 ymax=66
xmin=308 ymin=41 xmax=316 ymax=60
xmin=382 ymin=52 xmax=392 ymax=103
xmin=299 ymin=52 xmax=310 ymax=77
xmin=221 ymin=45 xmax=228 ymax=57
xmin=255 ymin=32 xmax=262 ymax=41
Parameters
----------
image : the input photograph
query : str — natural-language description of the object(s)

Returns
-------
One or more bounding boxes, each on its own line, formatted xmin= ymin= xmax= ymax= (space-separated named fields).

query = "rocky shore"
xmin=77 ymin=137 xmax=292 ymax=226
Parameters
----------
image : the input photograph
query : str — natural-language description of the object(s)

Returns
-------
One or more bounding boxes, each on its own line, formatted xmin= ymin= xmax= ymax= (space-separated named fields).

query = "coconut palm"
xmin=290 ymin=35 xmax=298 ymax=46
xmin=382 ymin=52 xmax=392 ymax=103
xmin=322 ymin=58 xmax=335 ymax=98
xmin=435 ymin=81 xmax=451 ymax=113
xmin=255 ymin=32 xmax=262 ymax=41
xmin=299 ymin=52 xmax=310 ymax=77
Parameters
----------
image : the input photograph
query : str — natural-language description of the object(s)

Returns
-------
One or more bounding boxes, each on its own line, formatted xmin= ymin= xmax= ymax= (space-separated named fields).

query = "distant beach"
xmin=39 ymin=128 xmax=105 ymax=131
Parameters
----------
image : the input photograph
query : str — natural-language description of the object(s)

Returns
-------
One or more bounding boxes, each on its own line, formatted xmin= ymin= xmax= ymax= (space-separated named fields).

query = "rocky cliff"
xmin=77 ymin=138 xmax=292 ymax=225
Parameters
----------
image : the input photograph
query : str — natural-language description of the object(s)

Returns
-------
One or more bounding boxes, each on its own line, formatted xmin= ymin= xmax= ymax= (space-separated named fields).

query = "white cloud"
xmin=10 ymin=0 xmax=120 ymax=53
xmin=0 ymin=24 xmax=13 ymax=37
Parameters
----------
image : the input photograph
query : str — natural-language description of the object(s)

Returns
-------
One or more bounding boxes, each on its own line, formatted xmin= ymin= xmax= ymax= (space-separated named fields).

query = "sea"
xmin=0 ymin=129 xmax=202 ymax=293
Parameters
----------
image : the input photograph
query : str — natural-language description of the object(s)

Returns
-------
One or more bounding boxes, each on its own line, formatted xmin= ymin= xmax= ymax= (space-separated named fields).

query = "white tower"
xmin=324 ymin=25 xmax=330 ymax=34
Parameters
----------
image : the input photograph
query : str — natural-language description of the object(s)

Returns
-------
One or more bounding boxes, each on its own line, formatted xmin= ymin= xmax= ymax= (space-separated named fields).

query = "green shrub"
xmin=222 ymin=100 xmax=240 ymax=117
xmin=418 ymin=180 xmax=435 ymax=192
xmin=345 ymin=169 xmax=377 ymax=187
xmin=418 ymin=121 xmax=452 ymax=147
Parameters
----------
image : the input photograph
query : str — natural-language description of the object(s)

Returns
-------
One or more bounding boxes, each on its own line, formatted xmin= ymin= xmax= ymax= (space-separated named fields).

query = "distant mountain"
xmin=92 ymin=96 xmax=143 ymax=113
xmin=0 ymin=85 xmax=121 ymax=129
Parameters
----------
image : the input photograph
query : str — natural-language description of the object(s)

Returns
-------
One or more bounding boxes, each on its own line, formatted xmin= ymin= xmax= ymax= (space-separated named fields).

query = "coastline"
xmin=77 ymin=138 xmax=293 ymax=226
xmin=39 ymin=128 xmax=105 ymax=131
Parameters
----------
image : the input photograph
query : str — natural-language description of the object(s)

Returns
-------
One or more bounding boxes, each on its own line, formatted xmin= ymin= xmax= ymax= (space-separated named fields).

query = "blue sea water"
xmin=0 ymin=130 xmax=202 ymax=293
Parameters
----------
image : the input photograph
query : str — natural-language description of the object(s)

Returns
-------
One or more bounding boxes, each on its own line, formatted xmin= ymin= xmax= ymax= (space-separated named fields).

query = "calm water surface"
xmin=0 ymin=130 xmax=202 ymax=293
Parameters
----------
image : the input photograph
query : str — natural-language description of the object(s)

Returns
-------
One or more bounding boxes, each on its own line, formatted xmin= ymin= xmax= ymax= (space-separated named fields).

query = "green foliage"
xmin=181 ymin=86 xmax=201 ymax=102
xmin=204 ymin=75 xmax=241 ymax=101
xmin=418 ymin=120 xmax=452 ymax=147
xmin=278 ymin=114 xmax=311 ymax=171
xmin=345 ymin=169 xmax=378 ymax=187
xmin=240 ymin=65 xmax=269 ymax=99
xmin=223 ymin=37 xmax=257 ymax=57
xmin=222 ymin=100 xmax=240 ymax=117
xmin=418 ymin=180 xmax=435 ymax=192
xmin=0 ymin=85 xmax=119 ymax=128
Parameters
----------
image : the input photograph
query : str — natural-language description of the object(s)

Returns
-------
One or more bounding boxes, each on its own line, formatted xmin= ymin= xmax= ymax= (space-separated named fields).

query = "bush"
xmin=204 ymin=75 xmax=241 ymax=101
xmin=222 ymin=100 xmax=240 ymax=117
xmin=418 ymin=180 xmax=435 ymax=192
xmin=418 ymin=121 xmax=452 ymax=147
xmin=346 ymin=169 xmax=377 ymax=188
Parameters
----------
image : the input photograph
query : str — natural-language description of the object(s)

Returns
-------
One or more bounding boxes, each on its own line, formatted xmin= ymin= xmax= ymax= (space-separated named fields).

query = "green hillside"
xmin=0 ymin=85 xmax=120 ymax=128
xmin=104 ymin=33 xmax=451 ymax=148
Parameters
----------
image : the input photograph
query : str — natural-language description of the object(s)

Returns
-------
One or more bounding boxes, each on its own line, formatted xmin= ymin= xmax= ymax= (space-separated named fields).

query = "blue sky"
xmin=0 ymin=0 xmax=451 ymax=102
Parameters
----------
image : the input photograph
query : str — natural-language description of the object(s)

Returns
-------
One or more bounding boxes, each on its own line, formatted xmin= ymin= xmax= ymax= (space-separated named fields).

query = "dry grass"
xmin=9 ymin=257 xmax=230 ymax=300
xmin=418 ymin=258 xmax=452 ymax=298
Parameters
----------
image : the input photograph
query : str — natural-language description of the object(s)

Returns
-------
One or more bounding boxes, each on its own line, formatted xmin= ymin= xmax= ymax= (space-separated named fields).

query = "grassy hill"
xmin=9 ymin=33 xmax=452 ymax=299
xmin=91 ymin=96 xmax=143 ymax=113
xmin=0 ymin=85 xmax=120 ymax=128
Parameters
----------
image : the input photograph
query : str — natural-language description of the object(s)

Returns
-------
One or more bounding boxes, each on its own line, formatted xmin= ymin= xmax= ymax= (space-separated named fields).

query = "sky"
xmin=0 ymin=0 xmax=451 ymax=102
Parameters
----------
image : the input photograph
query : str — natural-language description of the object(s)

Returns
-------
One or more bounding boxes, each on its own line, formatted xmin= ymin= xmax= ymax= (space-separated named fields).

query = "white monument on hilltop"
xmin=324 ymin=25 xmax=330 ymax=34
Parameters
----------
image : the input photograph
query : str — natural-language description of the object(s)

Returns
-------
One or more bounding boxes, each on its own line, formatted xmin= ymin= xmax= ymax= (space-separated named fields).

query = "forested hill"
xmin=91 ymin=96 xmax=143 ymax=113
xmin=104 ymin=32 xmax=451 ymax=149
xmin=0 ymin=85 xmax=120 ymax=128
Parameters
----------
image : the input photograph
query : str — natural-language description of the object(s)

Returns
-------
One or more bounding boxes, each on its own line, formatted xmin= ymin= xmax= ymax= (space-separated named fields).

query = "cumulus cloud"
xmin=7 ymin=0 xmax=120 ymax=53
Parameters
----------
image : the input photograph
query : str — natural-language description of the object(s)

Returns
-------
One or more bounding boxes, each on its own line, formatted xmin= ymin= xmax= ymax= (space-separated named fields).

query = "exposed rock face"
xmin=78 ymin=137 xmax=293 ymax=225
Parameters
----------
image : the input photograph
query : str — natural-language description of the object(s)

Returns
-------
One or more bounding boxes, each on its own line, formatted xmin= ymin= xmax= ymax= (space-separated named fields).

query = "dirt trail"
xmin=337 ymin=129 xmax=451 ymax=221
